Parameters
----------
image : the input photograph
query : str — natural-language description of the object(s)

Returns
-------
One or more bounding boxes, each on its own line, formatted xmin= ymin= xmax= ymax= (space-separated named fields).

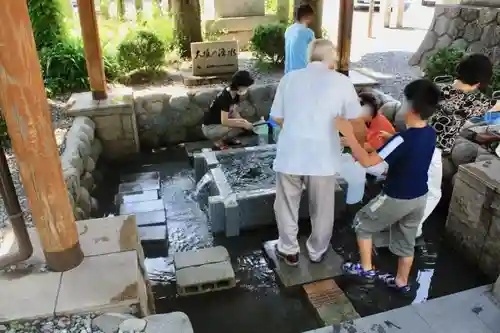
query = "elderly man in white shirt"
xmin=270 ymin=39 xmax=364 ymax=266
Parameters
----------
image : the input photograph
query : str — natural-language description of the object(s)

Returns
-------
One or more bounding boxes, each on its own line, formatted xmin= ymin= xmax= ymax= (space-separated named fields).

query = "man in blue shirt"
xmin=284 ymin=4 xmax=315 ymax=74
xmin=336 ymin=79 xmax=441 ymax=294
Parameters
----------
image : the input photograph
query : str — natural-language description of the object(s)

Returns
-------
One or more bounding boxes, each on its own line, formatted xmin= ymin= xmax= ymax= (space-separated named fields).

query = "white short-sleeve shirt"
xmin=270 ymin=62 xmax=362 ymax=176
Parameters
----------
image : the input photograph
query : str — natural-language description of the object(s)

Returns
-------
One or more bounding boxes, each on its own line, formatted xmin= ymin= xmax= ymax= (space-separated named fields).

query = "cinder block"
xmin=119 ymin=199 xmax=164 ymax=215
xmin=224 ymin=194 xmax=240 ymax=237
xmin=174 ymin=247 xmax=235 ymax=296
xmin=208 ymin=196 xmax=225 ymax=233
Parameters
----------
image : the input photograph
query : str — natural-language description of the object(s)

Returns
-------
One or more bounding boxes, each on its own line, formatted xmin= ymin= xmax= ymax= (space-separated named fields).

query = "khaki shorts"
xmin=202 ymin=124 xmax=242 ymax=142
xmin=354 ymin=193 xmax=427 ymax=257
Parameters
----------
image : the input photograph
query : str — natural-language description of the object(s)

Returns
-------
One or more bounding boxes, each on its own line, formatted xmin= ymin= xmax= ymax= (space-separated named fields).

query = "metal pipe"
xmin=0 ymin=145 xmax=33 ymax=269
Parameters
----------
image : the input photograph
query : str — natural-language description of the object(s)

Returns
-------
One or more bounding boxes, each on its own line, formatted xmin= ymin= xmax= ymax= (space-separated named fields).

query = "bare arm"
xmin=335 ymin=117 xmax=383 ymax=167
xmin=221 ymin=111 xmax=251 ymax=129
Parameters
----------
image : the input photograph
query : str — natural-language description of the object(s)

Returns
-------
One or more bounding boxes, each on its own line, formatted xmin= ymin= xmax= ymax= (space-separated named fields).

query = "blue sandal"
xmin=342 ymin=262 xmax=377 ymax=279
xmin=378 ymin=273 xmax=411 ymax=294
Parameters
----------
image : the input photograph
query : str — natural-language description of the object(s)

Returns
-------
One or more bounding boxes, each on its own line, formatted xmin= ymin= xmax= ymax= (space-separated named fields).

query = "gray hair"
xmin=307 ymin=39 xmax=338 ymax=64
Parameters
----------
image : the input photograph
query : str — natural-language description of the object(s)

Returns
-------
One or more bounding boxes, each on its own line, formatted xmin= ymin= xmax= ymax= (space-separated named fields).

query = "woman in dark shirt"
xmin=202 ymin=70 xmax=255 ymax=149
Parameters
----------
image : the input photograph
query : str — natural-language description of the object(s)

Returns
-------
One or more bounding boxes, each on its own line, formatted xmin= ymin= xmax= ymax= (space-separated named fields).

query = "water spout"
xmin=192 ymin=171 xmax=213 ymax=198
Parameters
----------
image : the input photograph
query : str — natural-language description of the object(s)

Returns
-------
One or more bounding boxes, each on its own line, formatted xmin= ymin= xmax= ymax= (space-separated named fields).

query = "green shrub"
xmin=143 ymin=16 xmax=177 ymax=51
xmin=28 ymin=0 xmax=68 ymax=50
xmin=424 ymin=47 xmax=466 ymax=82
xmin=39 ymin=37 xmax=121 ymax=97
xmin=250 ymin=23 xmax=287 ymax=66
xmin=117 ymin=30 xmax=167 ymax=72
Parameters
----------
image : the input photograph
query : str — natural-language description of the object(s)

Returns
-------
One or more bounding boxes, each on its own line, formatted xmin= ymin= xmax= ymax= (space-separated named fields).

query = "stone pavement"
xmin=303 ymin=285 xmax=500 ymax=333
xmin=92 ymin=311 xmax=193 ymax=333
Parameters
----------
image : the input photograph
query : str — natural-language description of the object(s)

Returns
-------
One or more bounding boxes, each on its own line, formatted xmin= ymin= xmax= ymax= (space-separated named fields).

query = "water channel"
xmin=95 ymin=146 xmax=490 ymax=333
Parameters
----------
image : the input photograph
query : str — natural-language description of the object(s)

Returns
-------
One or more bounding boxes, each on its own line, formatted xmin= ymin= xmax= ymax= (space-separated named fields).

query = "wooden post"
xmin=368 ymin=0 xmax=375 ymax=38
xmin=337 ymin=0 xmax=354 ymax=76
xmin=396 ymin=0 xmax=405 ymax=29
xmin=383 ymin=0 xmax=391 ymax=28
xmin=0 ymin=0 xmax=84 ymax=272
xmin=77 ymin=0 xmax=108 ymax=100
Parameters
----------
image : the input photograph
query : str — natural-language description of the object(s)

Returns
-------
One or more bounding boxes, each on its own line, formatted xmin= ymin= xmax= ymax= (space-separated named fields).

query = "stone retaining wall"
xmin=134 ymin=84 xmax=277 ymax=148
xmin=410 ymin=5 xmax=500 ymax=68
xmin=60 ymin=116 xmax=103 ymax=220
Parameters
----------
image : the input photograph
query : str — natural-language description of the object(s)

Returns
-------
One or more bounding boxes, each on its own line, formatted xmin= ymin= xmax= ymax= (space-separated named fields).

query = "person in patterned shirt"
xmin=427 ymin=54 xmax=500 ymax=154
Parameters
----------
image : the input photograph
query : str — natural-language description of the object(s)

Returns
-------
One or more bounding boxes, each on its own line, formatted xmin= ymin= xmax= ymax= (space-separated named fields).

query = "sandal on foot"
xmin=378 ymin=274 xmax=411 ymax=294
xmin=342 ymin=262 xmax=377 ymax=279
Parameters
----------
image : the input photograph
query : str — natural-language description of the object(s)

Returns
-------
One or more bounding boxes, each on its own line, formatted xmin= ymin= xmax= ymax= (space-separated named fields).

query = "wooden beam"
xmin=77 ymin=0 xmax=108 ymax=100
xmin=0 ymin=0 xmax=84 ymax=271
xmin=337 ymin=0 xmax=354 ymax=76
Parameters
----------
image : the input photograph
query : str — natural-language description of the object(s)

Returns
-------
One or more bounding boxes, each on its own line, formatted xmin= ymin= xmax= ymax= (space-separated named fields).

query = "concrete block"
xmin=174 ymin=246 xmax=230 ymax=269
xmin=115 ymin=189 xmax=159 ymax=204
xmin=144 ymin=312 xmax=194 ymax=333
xmin=208 ymin=196 xmax=225 ymax=233
xmin=493 ymin=276 xmax=500 ymax=302
xmin=224 ymin=194 xmax=240 ymax=237
xmin=134 ymin=210 xmax=167 ymax=227
xmin=264 ymin=239 xmax=344 ymax=287
xmin=120 ymin=199 xmax=164 ymax=215
xmin=174 ymin=246 xmax=235 ymax=296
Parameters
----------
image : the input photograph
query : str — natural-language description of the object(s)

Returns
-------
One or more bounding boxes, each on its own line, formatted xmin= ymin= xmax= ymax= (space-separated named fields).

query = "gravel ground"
xmin=0 ymin=314 xmax=103 ymax=333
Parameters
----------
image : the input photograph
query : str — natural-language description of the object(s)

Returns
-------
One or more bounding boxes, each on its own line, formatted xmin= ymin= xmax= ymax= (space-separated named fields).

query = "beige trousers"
xmin=274 ymin=172 xmax=336 ymax=261
xmin=202 ymin=124 xmax=242 ymax=142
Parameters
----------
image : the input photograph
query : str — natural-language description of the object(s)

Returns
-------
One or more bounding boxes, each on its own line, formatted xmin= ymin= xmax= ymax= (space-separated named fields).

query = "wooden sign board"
xmin=191 ymin=40 xmax=239 ymax=76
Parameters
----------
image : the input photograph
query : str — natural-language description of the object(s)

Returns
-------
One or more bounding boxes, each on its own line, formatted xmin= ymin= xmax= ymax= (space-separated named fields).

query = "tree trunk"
xmin=171 ymin=0 xmax=202 ymax=58
xmin=100 ymin=0 xmax=110 ymax=19
xmin=293 ymin=0 xmax=323 ymax=38
xmin=117 ymin=0 xmax=125 ymax=20
xmin=135 ymin=0 xmax=143 ymax=21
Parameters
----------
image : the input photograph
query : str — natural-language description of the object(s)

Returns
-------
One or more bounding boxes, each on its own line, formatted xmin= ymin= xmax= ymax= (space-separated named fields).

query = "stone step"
xmin=120 ymin=199 xmax=164 ymax=215
xmin=263 ymin=239 xmax=344 ymax=287
xmin=115 ymin=190 xmax=160 ymax=205
xmin=174 ymin=246 xmax=236 ymax=296
xmin=119 ymin=172 xmax=161 ymax=194
xmin=134 ymin=210 xmax=167 ymax=227
xmin=303 ymin=279 xmax=359 ymax=326
xmin=138 ymin=225 xmax=168 ymax=255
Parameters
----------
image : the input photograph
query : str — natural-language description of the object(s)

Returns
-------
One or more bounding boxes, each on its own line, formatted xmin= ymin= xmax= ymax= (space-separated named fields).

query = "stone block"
xmin=263 ymin=239 xmax=344 ymax=287
xmin=191 ymin=40 xmax=238 ymax=76
xmin=303 ymin=279 xmax=359 ymax=326
xmin=138 ymin=224 xmax=168 ymax=253
xmin=67 ymin=87 xmax=134 ymax=116
xmin=479 ymin=215 xmax=500 ymax=279
xmin=0 ymin=270 xmax=61 ymax=322
xmin=76 ymin=215 xmax=138 ymax=257
xmin=207 ymin=0 xmax=265 ymax=18
xmin=204 ymin=15 xmax=277 ymax=33
xmin=174 ymin=246 xmax=236 ymax=296
xmin=144 ymin=312 xmax=194 ymax=333
xmin=116 ymin=190 xmax=160 ymax=204
xmin=92 ymin=313 xmax=136 ymax=333
xmin=119 ymin=199 xmax=164 ymax=215
xmin=494 ymin=275 xmax=500 ymax=302
xmin=56 ymin=251 xmax=140 ymax=314
xmin=174 ymin=246 xmax=230 ymax=269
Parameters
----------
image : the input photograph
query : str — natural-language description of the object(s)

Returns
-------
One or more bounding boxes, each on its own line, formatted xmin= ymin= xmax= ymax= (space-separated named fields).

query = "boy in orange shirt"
xmin=359 ymin=92 xmax=396 ymax=152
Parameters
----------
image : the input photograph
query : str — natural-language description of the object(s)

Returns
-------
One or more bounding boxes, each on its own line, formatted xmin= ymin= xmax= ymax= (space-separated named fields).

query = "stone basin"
xmin=194 ymin=145 xmax=346 ymax=237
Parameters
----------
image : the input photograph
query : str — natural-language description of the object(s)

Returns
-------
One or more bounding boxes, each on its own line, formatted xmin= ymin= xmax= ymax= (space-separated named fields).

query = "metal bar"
xmin=0 ymin=146 xmax=33 ymax=269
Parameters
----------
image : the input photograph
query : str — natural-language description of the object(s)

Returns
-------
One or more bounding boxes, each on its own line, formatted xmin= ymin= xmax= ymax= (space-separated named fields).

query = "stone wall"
xmin=60 ymin=116 xmax=103 ymax=220
xmin=446 ymin=159 xmax=500 ymax=279
xmin=134 ymin=84 xmax=277 ymax=148
xmin=409 ymin=5 xmax=500 ymax=68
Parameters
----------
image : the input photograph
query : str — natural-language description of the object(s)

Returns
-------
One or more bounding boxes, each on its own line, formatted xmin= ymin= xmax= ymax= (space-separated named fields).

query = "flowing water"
xmin=101 ymin=147 xmax=490 ymax=333
xmin=218 ymin=150 xmax=276 ymax=192
xmin=192 ymin=171 xmax=213 ymax=198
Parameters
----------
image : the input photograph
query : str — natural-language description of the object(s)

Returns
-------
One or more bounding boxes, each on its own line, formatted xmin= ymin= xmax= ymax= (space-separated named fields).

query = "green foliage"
xmin=28 ymin=0 xmax=68 ymax=50
xmin=0 ymin=116 xmax=8 ymax=146
xmin=39 ymin=37 xmax=121 ymax=97
xmin=423 ymin=47 xmax=466 ymax=82
xmin=117 ymin=30 xmax=167 ymax=73
xmin=143 ymin=16 xmax=177 ymax=51
xmin=250 ymin=23 xmax=287 ymax=66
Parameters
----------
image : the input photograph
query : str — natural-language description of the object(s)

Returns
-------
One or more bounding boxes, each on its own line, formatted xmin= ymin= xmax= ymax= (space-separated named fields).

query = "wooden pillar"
xmin=367 ymin=0 xmax=375 ymax=38
xmin=396 ymin=0 xmax=405 ymax=29
xmin=337 ymin=0 xmax=354 ymax=76
xmin=77 ymin=0 xmax=108 ymax=100
xmin=0 ymin=0 xmax=84 ymax=272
